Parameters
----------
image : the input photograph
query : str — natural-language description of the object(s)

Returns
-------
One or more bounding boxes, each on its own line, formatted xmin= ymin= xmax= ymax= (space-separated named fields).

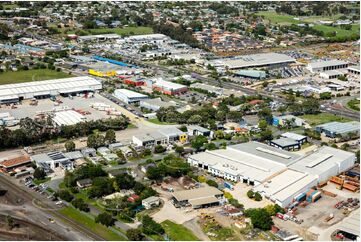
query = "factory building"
xmin=52 ymin=110 xmax=86 ymax=127
xmin=209 ymin=53 xmax=295 ymax=70
xmin=319 ymin=70 xmax=345 ymax=79
xmin=114 ymin=89 xmax=148 ymax=104
xmin=151 ymin=79 xmax=188 ymax=95
xmin=315 ymin=121 xmax=360 ymax=138
xmin=172 ymin=186 xmax=224 ymax=209
xmin=188 ymin=142 xmax=301 ymax=185
xmin=348 ymin=65 xmax=360 ymax=75
xmin=306 ymin=60 xmax=348 ymax=73
xmin=139 ymin=98 xmax=177 ymax=111
xmin=0 ymin=76 xmax=102 ymax=104
xmin=189 ymin=142 xmax=356 ymax=208
xmin=31 ymin=151 xmax=74 ymax=171
xmin=235 ymin=70 xmax=267 ymax=79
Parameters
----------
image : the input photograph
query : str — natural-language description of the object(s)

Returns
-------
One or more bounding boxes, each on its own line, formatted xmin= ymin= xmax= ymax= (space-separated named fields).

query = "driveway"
xmin=152 ymin=198 xmax=198 ymax=224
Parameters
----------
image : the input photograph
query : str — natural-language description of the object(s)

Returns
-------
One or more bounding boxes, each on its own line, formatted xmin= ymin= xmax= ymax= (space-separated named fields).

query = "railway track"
xmin=0 ymin=175 xmax=106 ymax=241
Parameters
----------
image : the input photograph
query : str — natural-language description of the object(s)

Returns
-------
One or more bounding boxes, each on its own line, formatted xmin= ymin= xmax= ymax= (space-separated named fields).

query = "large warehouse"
xmin=188 ymin=142 xmax=301 ymax=185
xmin=151 ymin=79 xmax=188 ymax=95
xmin=306 ymin=59 xmax=348 ymax=73
xmin=114 ymin=89 xmax=148 ymax=104
xmin=0 ymin=76 xmax=102 ymax=104
xmin=188 ymin=142 xmax=356 ymax=208
xmin=209 ymin=53 xmax=295 ymax=70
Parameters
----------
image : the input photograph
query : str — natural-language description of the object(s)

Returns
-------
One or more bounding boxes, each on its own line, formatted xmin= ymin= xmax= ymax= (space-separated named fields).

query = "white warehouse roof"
xmin=0 ymin=76 xmax=102 ymax=101
xmin=153 ymin=79 xmax=187 ymax=91
xmin=52 ymin=110 xmax=86 ymax=126
xmin=212 ymin=53 xmax=295 ymax=69
xmin=308 ymin=60 xmax=348 ymax=69
xmin=114 ymin=89 xmax=148 ymax=98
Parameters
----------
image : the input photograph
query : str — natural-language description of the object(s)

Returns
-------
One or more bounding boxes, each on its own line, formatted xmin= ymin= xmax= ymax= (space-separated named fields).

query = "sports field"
xmin=0 ymin=69 xmax=74 ymax=85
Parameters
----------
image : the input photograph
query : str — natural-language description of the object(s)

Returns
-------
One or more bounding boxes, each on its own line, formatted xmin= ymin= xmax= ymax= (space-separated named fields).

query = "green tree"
xmin=244 ymin=208 xmax=274 ymax=230
xmin=206 ymin=179 xmax=218 ymax=188
xmin=254 ymin=192 xmax=262 ymax=201
xmin=191 ymin=135 xmax=208 ymax=151
xmin=258 ymin=119 xmax=268 ymax=131
xmin=65 ymin=140 xmax=75 ymax=152
xmin=105 ymin=129 xmax=116 ymax=144
xmin=141 ymin=215 xmax=164 ymax=235
xmin=33 ymin=167 xmax=47 ymax=180
xmin=214 ymin=130 xmax=224 ymax=139
xmin=95 ymin=212 xmax=115 ymax=227
xmin=71 ymin=198 xmax=90 ymax=212
xmin=126 ymin=228 xmax=144 ymax=241
xmin=154 ymin=145 xmax=166 ymax=153
xmin=56 ymin=189 xmax=74 ymax=202
xmin=247 ymin=190 xmax=254 ymax=199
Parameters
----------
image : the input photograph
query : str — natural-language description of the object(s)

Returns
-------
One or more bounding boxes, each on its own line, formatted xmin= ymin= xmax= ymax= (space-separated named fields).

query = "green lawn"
xmin=59 ymin=206 xmax=127 ymax=241
xmin=147 ymin=118 xmax=176 ymax=125
xmin=312 ymin=24 xmax=359 ymax=38
xmin=67 ymin=27 xmax=153 ymax=36
xmin=347 ymin=99 xmax=360 ymax=111
xmin=0 ymin=69 xmax=74 ymax=85
xmin=301 ymin=113 xmax=352 ymax=126
xmin=256 ymin=11 xmax=359 ymax=38
xmin=161 ymin=220 xmax=200 ymax=241
xmin=33 ymin=177 xmax=51 ymax=185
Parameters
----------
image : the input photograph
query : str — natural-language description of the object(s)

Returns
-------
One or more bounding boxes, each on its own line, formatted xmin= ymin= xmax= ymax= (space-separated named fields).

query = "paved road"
xmin=0 ymin=174 xmax=100 ymax=241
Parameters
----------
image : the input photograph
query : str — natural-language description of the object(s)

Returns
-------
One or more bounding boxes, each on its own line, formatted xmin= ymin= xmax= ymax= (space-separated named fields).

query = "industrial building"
xmin=139 ymin=98 xmax=177 ymax=111
xmin=52 ymin=110 xmax=86 ymax=127
xmin=114 ymin=89 xmax=148 ymax=104
xmin=187 ymin=125 xmax=211 ymax=137
xmin=0 ymin=76 xmax=102 ymax=104
xmin=306 ymin=60 xmax=348 ymax=73
xmin=78 ymin=34 xmax=121 ymax=42
xmin=348 ymin=65 xmax=360 ymax=75
xmin=151 ymin=79 xmax=188 ymax=95
xmin=269 ymin=138 xmax=302 ymax=151
xmin=209 ymin=53 xmax=295 ymax=70
xmin=188 ymin=142 xmax=301 ymax=185
xmin=172 ymin=186 xmax=224 ymax=209
xmin=273 ymin=115 xmax=305 ymax=127
xmin=132 ymin=127 xmax=187 ymax=147
xmin=189 ymin=142 xmax=356 ymax=208
xmin=0 ymin=155 xmax=31 ymax=172
xmin=31 ymin=151 xmax=74 ymax=171
xmin=320 ymin=70 xmax=345 ymax=79
xmin=315 ymin=121 xmax=360 ymax=138
xmin=123 ymin=34 xmax=169 ymax=44
xmin=235 ymin=69 xmax=267 ymax=79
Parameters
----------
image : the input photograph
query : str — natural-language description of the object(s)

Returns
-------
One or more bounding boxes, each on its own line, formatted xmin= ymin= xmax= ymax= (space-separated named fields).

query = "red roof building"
xmin=127 ymin=194 xmax=140 ymax=203
xmin=0 ymin=156 xmax=31 ymax=172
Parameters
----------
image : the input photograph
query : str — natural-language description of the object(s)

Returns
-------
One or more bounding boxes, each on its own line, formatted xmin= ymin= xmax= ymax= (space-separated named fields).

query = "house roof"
xmin=0 ymin=155 xmax=31 ymax=168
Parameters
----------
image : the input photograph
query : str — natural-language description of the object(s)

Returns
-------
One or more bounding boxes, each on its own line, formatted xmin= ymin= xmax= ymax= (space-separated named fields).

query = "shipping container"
xmin=294 ymin=192 xmax=306 ymax=202
xmin=224 ymin=182 xmax=234 ymax=190
xmin=311 ymin=191 xmax=322 ymax=202
xmin=306 ymin=189 xmax=315 ymax=197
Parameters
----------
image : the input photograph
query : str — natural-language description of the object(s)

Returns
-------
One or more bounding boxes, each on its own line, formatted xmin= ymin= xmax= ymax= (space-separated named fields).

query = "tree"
xmin=71 ymin=198 xmax=90 ymax=212
xmin=115 ymin=173 xmax=136 ymax=190
xmin=205 ymin=142 xmax=217 ymax=150
xmin=87 ymin=133 xmax=105 ymax=148
xmin=175 ymin=145 xmax=185 ymax=155
xmin=141 ymin=215 xmax=164 ymax=235
xmin=126 ymin=228 xmax=144 ymax=241
xmin=244 ymin=208 xmax=274 ymax=230
xmin=95 ymin=212 xmax=115 ymax=227
xmin=265 ymin=204 xmax=284 ymax=216
xmin=258 ymin=119 xmax=268 ymax=131
xmin=56 ymin=189 xmax=74 ymax=202
xmin=257 ymin=108 xmax=273 ymax=124
xmin=247 ymin=190 xmax=254 ymax=199
xmin=319 ymin=92 xmax=332 ymax=100
xmin=228 ymin=198 xmax=244 ymax=209
xmin=65 ymin=140 xmax=75 ymax=152
xmin=154 ymin=145 xmax=166 ymax=154
xmin=191 ymin=135 xmax=208 ymax=151
xmin=259 ymin=129 xmax=273 ymax=141
xmin=187 ymin=114 xmax=203 ymax=124
xmin=33 ymin=167 xmax=47 ymax=180
xmin=105 ymin=129 xmax=116 ymax=144
xmin=206 ymin=179 xmax=218 ymax=188
xmin=254 ymin=192 xmax=262 ymax=201
xmin=214 ymin=130 xmax=224 ymax=140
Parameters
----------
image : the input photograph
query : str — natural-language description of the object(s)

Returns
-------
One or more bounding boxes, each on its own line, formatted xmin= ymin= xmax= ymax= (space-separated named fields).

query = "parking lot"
xmin=0 ymin=93 xmax=140 ymax=124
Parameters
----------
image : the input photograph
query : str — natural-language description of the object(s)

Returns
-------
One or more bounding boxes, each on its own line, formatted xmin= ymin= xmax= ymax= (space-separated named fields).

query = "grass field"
xmin=0 ymin=69 xmax=74 ymax=85
xmin=301 ymin=113 xmax=352 ymax=126
xmin=347 ymin=99 xmax=360 ymax=111
xmin=161 ymin=220 xmax=200 ymax=241
xmin=33 ymin=177 xmax=51 ymax=185
xmin=59 ymin=206 xmax=127 ymax=241
xmin=256 ymin=11 xmax=359 ymax=38
xmin=67 ymin=27 xmax=153 ymax=36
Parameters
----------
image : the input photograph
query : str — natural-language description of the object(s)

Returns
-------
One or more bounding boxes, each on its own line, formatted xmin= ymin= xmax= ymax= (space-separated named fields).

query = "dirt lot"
xmin=224 ymin=182 xmax=273 ymax=209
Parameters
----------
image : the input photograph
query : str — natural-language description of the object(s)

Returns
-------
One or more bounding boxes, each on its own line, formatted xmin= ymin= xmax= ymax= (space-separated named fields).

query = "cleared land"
xmin=67 ymin=26 xmax=153 ymax=36
xmin=300 ymin=113 xmax=352 ymax=126
xmin=59 ymin=206 xmax=127 ymax=241
xmin=0 ymin=69 xmax=74 ymax=85
xmin=161 ymin=220 xmax=200 ymax=241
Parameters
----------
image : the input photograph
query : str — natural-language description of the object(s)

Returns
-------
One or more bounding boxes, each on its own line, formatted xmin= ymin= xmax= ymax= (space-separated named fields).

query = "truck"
xmin=224 ymin=182 xmax=234 ymax=190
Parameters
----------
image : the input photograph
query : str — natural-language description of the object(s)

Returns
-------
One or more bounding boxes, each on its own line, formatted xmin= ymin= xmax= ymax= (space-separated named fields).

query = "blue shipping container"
xmin=295 ymin=193 xmax=306 ymax=202
xmin=224 ymin=182 xmax=234 ymax=190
